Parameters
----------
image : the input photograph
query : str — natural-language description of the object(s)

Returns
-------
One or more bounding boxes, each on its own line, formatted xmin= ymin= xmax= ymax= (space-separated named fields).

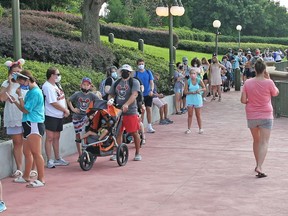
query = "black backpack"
xmin=113 ymin=77 xmax=144 ymax=108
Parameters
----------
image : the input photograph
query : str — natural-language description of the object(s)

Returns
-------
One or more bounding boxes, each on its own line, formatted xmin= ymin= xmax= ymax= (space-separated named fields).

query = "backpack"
xmin=113 ymin=77 xmax=143 ymax=108
xmin=99 ymin=78 xmax=107 ymax=97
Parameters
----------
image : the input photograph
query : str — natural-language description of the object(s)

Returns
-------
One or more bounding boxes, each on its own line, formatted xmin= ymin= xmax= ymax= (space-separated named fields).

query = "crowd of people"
xmin=0 ymin=50 xmax=280 ymax=211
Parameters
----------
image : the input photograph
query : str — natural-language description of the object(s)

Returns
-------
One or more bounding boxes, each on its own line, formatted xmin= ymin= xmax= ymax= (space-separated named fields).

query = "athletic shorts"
xmin=22 ymin=121 xmax=45 ymax=138
xmin=144 ymin=96 xmax=153 ymax=107
xmin=174 ymin=87 xmax=183 ymax=94
xmin=247 ymin=119 xmax=273 ymax=129
xmin=120 ymin=115 xmax=140 ymax=133
xmin=6 ymin=126 xmax=23 ymax=135
xmin=153 ymin=97 xmax=167 ymax=108
xmin=45 ymin=115 xmax=64 ymax=132
xmin=203 ymin=73 xmax=208 ymax=81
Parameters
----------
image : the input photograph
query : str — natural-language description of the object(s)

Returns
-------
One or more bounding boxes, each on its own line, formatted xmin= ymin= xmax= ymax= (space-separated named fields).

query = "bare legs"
xmin=45 ymin=130 xmax=61 ymax=161
xmin=187 ymin=107 xmax=202 ymax=131
xmin=11 ymin=134 xmax=23 ymax=171
xmin=175 ymin=92 xmax=182 ymax=113
xmin=250 ymin=127 xmax=271 ymax=174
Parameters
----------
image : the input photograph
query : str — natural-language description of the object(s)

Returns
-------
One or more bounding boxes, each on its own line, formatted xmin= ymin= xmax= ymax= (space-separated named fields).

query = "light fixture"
xmin=236 ymin=25 xmax=242 ymax=31
xmin=213 ymin=20 xmax=221 ymax=29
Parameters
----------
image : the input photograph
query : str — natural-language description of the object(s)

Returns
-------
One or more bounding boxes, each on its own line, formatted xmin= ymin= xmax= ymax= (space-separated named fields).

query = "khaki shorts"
xmin=247 ymin=119 xmax=273 ymax=129
xmin=152 ymin=97 xmax=167 ymax=108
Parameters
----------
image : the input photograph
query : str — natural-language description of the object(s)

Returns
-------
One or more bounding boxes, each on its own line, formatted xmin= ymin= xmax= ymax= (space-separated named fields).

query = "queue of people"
xmin=0 ymin=54 xmax=280 ymax=212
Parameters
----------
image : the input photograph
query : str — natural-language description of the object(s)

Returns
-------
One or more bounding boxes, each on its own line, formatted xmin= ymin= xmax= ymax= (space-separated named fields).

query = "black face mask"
xmin=179 ymin=66 xmax=183 ymax=70
xmin=121 ymin=70 xmax=130 ymax=79
xmin=81 ymin=88 xmax=90 ymax=93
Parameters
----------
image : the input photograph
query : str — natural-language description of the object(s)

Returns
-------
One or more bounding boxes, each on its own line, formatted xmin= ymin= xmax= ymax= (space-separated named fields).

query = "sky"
xmin=277 ymin=0 xmax=288 ymax=8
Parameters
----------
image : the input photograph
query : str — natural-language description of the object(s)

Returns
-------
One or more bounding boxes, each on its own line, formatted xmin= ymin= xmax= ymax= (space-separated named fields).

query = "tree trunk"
xmin=81 ymin=0 xmax=106 ymax=45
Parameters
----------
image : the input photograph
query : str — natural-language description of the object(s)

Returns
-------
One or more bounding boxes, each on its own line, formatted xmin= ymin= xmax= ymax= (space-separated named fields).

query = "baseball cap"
xmin=119 ymin=64 xmax=133 ymax=72
xmin=82 ymin=77 xmax=92 ymax=84
xmin=182 ymin=57 xmax=188 ymax=62
xmin=212 ymin=53 xmax=217 ymax=57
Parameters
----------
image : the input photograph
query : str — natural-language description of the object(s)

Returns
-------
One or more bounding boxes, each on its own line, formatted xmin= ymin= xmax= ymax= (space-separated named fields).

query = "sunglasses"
xmin=54 ymin=73 xmax=61 ymax=76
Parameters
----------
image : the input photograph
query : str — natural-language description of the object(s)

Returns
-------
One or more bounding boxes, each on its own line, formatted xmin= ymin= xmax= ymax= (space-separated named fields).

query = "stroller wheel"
xmin=79 ymin=151 xmax=96 ymax=171
xmin=116 ymin=143 xmax=129 ymax=166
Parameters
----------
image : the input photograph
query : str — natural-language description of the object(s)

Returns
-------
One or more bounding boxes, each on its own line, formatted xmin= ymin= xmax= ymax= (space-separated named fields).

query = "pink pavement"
xmin=1 ymin=90 xmax=288 ymax=216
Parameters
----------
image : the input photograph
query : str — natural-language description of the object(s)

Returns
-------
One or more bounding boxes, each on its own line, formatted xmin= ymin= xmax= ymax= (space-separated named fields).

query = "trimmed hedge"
xmin=178 ymin=40 xmax=286 ymax=55
xmin=0 ymin=26 xmax=115 ymax=72
xmin=100 ymin=23 xmax=179 ymax=48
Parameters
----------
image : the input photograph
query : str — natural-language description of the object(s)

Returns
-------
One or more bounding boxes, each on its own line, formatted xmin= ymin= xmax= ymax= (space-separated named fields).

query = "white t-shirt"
xmin=42 ymin=81 xmax=67 ymax=118
xmin=1 ymin=80 xmax=27 ymax=127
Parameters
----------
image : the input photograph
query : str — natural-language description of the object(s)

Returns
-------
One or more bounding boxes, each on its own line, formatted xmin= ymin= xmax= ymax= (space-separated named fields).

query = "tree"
xmin=131 ymin=7 xmax=150 ymax=27
xmin=105 ymin=0 xmax=129 ymax=24
xmin=81 ymin=0 xmax=107 ymax=44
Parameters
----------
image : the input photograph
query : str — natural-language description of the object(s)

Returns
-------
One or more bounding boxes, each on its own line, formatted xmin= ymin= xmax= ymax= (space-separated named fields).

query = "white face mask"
xmin=55 ymin=75 xmax=61 ymax=83
xmin=111 ymin=72 xmax=118 ymax=79
xmin=138 ymin=64 xmax=145 ymax=70
xmin=193 ymin=64 xmax=197 ymax=67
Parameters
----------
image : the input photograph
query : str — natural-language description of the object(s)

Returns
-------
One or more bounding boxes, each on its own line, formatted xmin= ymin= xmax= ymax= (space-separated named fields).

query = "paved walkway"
xmin=1 ymin=90 xmax=288 ymax=216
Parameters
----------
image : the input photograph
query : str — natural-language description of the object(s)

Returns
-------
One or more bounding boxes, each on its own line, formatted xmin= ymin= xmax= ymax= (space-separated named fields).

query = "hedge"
xmin=100 ymin=23 xmax=179 ymax=48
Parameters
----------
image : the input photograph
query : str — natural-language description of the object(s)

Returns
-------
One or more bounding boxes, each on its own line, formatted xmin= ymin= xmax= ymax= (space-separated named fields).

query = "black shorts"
xmin=22 ymin=121 xmax=45 ymax=138
xmin=203 ymin=73 xmax=208 ymax=80
xmin=144 ymin=96 xmax=153 ymax=107
xmin=44 ymin=115 xmax=64 ymax=132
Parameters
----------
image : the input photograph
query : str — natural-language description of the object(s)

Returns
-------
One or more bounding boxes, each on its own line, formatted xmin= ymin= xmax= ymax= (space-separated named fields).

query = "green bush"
xmin=178 ymin=40 xmax=287 ymax=55
xmin=100 ymin=23 xmax=179 ymax=48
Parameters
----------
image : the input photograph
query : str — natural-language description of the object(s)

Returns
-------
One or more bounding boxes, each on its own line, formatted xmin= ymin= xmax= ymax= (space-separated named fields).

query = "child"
xmin=67 ymin=77 xmax=99 ymax=160
xmin=76 ymin=111 xmax=109 ymax=143
xmin=0 ymin=181 xmax=7 ymax=213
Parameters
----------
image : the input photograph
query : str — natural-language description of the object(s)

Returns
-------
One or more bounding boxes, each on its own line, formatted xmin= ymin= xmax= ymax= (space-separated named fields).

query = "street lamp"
xmin=236 ymin=25 xmax=242 ymax=50
xmin=156 ymin=0 xmax=185 ymax=76
xmin=12 ymin=0 xmax=22 ymax=59
xmin=212 ymin=20 xmax=221 ymax=56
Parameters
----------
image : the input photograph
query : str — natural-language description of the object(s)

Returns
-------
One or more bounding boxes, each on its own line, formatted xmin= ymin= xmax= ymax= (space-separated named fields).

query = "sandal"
xmin=11 ymin=170 xmax=23 ymax=178
xmin=26 ymin=180 xmax=45 ymax=188
xmin=30 ymin=170 xmax=38 ymax=178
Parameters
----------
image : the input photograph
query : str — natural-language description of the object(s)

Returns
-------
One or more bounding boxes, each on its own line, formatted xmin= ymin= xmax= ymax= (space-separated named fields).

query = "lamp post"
xmin=236 ymin=25 xmax=242 ymax=50
xmin=156 ymin=0 xmax=185 ymax=76
xmin=212 ymin=20 xmax=221 ymax=56
xmin=12 ymin=0 xmax=22 ymax=60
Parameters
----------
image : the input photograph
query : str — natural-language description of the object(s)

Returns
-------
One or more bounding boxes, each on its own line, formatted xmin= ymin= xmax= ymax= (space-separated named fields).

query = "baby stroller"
xmin=79 ymin=100 xmax=129 ymax=171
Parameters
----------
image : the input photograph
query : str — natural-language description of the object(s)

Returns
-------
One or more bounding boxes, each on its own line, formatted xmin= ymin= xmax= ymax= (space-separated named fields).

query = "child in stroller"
xmin=78 ymin=100 xmax=129 ymax=171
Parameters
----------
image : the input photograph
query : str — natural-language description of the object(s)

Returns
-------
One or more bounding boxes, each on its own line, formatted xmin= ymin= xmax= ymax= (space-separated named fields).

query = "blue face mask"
xmin=12 ymin=73 xmax=18 ymax=81
xmin=20 ymin=84 xmax=29 ymax=90
xmin=111 ymin=72 xmax=118 ymax=79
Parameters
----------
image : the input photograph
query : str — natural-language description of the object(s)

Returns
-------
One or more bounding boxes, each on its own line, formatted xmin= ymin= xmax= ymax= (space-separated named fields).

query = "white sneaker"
xmin=110 ymin=155 xmax=116 ymax=161
xmin=185 ymin=129 xmax=191 ymax=134
xmin=54 ymin=158 xmax=69 ymax=166
xmin=199 ymin=129 xmax=204 ymax=134
xmin=47 ymin=159 xmax=56 ymax=168
xmin=134 ymin=154 xmax=142 ymax=161
xmin=147 ymin=127 xmax=155 ymax=133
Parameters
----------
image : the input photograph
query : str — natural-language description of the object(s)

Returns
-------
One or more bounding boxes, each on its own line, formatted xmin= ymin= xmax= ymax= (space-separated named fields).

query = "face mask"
xmin=138 ymin=65 xmax=145 ymax=70
xmin=179 ymin=66 xmax=183 ymax=70
xmin=81 ymin=88 xmax=90 ymax=93
xmin=12 ymin=73 xmax=18 ymax=81
xmin=20 ymin=84 xmax=29 ymax=90
xmin=193 ymin=64 xmax=197 ymax=67
xmin=183 ymin=61 xmax=187 ymax=65
xmin=191 ymin=74 xmax=197 ymax=79
xmin=111 ymin=72 xmax=118 ymax=79
xmin=55 ymin=75 xmax=61 ymax=83
xmin=121 ymin=70 xmax=130 ymax=79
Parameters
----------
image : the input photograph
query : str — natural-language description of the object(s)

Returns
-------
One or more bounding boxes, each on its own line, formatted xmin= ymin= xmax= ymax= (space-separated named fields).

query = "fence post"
xmin=138 ymin=39 xmax=144 ymax=52
xmin=108 ymin=33 xmax=114 ymax=43
xmin=173 ymin=46 xmax=176 ymax=63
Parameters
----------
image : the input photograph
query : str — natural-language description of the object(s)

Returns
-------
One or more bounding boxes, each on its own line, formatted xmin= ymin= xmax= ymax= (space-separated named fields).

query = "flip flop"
xmin=13 ymin=176 xmax=29 ymax=183
xmin=26 ymin=180 xmax=45 ymax=188
xmin=11 ymin=170 xmax=23 ymax=178
xmin=256 ymin=172 xmax=267 ymax=178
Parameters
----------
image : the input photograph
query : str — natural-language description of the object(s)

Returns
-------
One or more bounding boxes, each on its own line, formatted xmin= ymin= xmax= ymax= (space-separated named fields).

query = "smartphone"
xmin=6 ymin=92 xmax=15 ymax=102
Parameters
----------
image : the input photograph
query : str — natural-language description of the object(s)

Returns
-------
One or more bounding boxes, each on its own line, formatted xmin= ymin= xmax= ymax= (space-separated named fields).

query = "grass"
xmin=100 ymin=35 xmax=213 ymax=63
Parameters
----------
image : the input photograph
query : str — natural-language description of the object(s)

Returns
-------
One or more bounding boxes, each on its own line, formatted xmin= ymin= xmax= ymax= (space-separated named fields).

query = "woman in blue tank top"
xmin=184 ymin=68 xmax=206 ymax=134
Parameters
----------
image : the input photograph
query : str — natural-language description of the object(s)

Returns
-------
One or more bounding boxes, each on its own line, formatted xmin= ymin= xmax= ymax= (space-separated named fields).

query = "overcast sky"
xmin=277 ymin=0 xmax=288 ymax=8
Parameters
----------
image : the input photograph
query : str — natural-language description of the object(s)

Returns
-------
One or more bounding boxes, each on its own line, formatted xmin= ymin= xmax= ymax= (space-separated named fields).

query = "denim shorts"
xmin=247 ymin=119 xmax=273 ymax=129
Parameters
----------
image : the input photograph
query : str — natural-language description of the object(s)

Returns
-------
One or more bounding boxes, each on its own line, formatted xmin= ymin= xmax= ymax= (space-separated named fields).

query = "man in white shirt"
xmin=42 ymin=67 xmax=70 ymax=168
